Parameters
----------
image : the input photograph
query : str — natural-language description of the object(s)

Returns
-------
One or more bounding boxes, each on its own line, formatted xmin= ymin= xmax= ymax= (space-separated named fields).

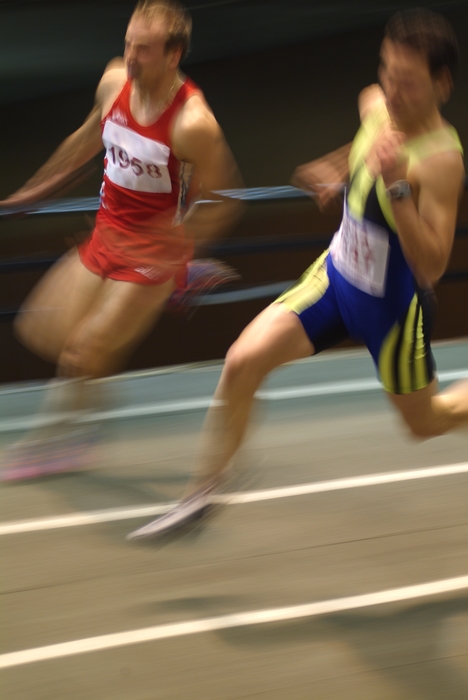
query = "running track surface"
xmin=1 ymin=341 xmax=467 ymax=699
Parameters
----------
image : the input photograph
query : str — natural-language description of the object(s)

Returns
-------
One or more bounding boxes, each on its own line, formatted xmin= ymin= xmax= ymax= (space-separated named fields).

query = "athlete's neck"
xmin=392 ymin=107 xmax=444 ymax=139
xmin=132 ymin=71 xmax=182 ymax=113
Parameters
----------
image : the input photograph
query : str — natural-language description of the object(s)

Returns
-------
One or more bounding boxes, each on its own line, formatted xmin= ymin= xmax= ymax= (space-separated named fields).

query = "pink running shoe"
xmin=167 ymin=258 xmax=240 ymax=314
xmin=1 ymin=429 xmax=94 ymax=482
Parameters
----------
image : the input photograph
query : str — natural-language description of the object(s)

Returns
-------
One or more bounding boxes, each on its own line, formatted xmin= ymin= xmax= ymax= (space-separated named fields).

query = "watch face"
xmin=387 ymin=180 xmax=412 ymax=199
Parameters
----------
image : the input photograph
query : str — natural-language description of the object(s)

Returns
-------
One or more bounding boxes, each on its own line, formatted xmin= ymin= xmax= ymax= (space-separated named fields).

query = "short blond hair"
xmin=133 ymin=0 xmax=192 ymax=62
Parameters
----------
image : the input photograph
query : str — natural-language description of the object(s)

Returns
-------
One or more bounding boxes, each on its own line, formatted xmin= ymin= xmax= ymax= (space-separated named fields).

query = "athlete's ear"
xmin=377 ymin=41 xmax=388 ymax=86
xmin=166 ymin=46 xmax=182 ymax=70
xmin=433 ymin=66 xmax=453 ymax=105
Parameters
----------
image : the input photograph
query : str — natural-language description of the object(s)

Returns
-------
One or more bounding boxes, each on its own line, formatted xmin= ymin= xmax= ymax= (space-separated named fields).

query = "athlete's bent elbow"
xmin=412 ymin=256 xmax=449 ymax=288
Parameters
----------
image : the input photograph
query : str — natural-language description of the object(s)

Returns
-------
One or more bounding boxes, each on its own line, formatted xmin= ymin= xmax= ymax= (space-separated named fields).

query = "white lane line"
xmin=256 ymin=377 xmax=379 ymax=400
xmin=1 ymin=369 xmax=467 ymax=432
xmin=216 ymin=461 xmax=468 ymax=504
xmin=1 ymin=574 xmax=468 ymax=669
xmin=257 ymin=369 xmax=468 ymax=401
xmin=1 ymin=462 xmax=467 ymax=536
xmin=0 ymin=505 xmax=173 ymax=535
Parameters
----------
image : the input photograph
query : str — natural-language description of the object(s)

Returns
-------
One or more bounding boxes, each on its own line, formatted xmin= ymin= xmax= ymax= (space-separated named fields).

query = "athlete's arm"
xmin=0 ymin=62 xmax=125 ymax=208
xmin=172 ymin=96 xmax=244 ymax=246
xmin=358 ymin=83 xmax=386 ymax=121
xmin=387 ymin=150 xmax=464 ymax=285
xmin=291 ymin=143 xmax=351 ymax=210
xmin=374 ymin=120 xmax=464 ymax=284
xmin=292 ymin=84 xmax=387 ymax=210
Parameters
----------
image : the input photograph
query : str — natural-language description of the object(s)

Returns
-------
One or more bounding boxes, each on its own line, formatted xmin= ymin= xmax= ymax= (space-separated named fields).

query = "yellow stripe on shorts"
xmin=274 ymin=250 xmax=329 ymax=314
xmin=378 ymin=293 xmax=431 ymax=394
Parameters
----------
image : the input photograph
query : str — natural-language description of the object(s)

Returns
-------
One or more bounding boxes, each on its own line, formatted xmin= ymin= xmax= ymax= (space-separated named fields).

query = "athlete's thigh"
xmin=272 ymin=251 xmax=349 ymax=356
xmin=228 ymin=303 xmax=315 ymax=375
xmin=75 ymin=275 xmax=176 ymax=355
xmin=15 ymin=248 xmax=104 ymax=361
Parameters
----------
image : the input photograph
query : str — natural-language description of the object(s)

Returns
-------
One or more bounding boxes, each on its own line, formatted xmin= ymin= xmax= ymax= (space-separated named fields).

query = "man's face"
xmin=379 ymin=38 xmax=443 ymax=130
xmin=124 ymin=13 xmax=174 ymax=84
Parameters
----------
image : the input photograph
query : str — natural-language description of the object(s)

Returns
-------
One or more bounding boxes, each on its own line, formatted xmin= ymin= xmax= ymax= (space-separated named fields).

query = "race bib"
xmin=102 ymin=121 xmax=172 ymax=193
xmin=330 ymin=201 xmax=390 ymax=297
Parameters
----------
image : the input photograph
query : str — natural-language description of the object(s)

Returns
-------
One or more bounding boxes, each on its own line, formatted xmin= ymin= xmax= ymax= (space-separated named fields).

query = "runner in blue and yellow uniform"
xmin=277 ymin=99 xmax=463 ymax=396
xmin=128 ymin=8 xmax=468 ymax=540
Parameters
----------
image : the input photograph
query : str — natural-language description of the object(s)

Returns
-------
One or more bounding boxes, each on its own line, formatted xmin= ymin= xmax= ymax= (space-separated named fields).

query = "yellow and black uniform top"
xmin=347 ymin=100 xmax=463 ymax=236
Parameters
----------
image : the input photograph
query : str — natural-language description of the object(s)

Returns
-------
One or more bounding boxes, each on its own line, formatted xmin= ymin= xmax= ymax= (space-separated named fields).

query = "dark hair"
xmin=133 ymin=0 xmax=192 ymax=62
xmin=385 ymin=8 xmax=459 ymax=78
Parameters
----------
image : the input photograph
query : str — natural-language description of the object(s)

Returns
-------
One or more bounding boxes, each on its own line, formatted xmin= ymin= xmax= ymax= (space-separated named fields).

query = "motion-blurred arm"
xmin=173 ymin=96 xmax=244 ymax=248
xmin=291 ymin=143 xmax=351 ymax=210
xmin=0 ymin=62 xmax=124 ymax=208
xmin=291 ymin=85 xmax=387 ymax=210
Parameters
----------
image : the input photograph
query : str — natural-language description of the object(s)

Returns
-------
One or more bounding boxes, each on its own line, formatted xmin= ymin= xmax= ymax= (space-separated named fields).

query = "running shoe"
xmin=167 ymin=258 xmax=240 ymax=313
xmin=1 ymin=428 xmax=95 ymax=482
xmin=126 ymin=483 xmax=215 ymax=540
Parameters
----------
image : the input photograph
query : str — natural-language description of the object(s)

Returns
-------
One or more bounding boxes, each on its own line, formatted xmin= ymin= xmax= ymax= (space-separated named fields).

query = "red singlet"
xmin=79 ymin=78 xmax=200 ymax=285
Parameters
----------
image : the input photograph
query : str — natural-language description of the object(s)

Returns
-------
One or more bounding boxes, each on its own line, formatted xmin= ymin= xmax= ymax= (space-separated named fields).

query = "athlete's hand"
xmin=0 ymin=187 xmax=50 ymax=218
xmin=0 ymin=163 xmax=96 ymax=215
xmin=366 ymin=124 xmax=408 ymax=186
xmin=0 ymin=180 xmax=61 ymax=211
xmin=291 ymin=143 xmax=351 ymax=211
xmin=292 ymin=158 xmax=344 ymax=210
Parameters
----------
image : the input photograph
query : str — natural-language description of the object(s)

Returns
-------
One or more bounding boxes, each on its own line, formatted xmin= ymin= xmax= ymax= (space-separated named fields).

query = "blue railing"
xmin=1 ymin=184 xmax=468 ymax=318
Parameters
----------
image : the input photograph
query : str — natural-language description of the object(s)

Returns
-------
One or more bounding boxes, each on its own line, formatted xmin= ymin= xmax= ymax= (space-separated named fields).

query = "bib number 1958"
xmin=107 ymin=146 xmax=162 ymax=179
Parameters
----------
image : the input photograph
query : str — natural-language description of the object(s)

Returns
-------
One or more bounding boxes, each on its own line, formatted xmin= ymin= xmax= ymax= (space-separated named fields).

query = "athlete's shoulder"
xmin=177 ymin=90 xmax=216 ymax=127
xmin=180 ymin=76 xmax=203 ymax=99
xmin=415 ymin=145 xmax=465 ymax=191
xmin=174 ymin=89 xmax=221 ymax=147
xmin=407 ymin=123 xmax=464 ymax=185
xmin=96 ymin=59 xmax=127 ymax=116
xmin=172 ymin=91 xmax=224 ymax=165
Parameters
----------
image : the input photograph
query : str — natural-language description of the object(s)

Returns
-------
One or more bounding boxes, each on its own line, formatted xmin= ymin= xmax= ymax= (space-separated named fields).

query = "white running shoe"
xmin=126 ymin=485 xmax=214 ymax=541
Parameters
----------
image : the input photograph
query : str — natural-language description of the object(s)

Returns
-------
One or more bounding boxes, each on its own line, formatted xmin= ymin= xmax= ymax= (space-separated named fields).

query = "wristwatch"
xmin=385 ymin=180 xmax=412 ymax=200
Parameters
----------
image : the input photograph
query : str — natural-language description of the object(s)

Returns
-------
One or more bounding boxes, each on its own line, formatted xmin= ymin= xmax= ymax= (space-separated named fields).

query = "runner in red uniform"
xmin=0 ymin=0 xmax=242 ymax=480
xmin=80 ymin=77 xmax=201 ymax=288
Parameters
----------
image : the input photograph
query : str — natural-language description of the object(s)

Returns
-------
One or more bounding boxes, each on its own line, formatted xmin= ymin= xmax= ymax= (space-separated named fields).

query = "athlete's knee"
xmin=223 ymin=340 xmax=267 ymax=389
xmin=58 ymin=333 xmax=108 ymax=378
xmin=13 ymin=310 xmax=34 ymax=348
xmin=400 ymin=411 xmax=446 ymax=439
xmin=13 ymin=309 xmax=58 ymax=360
xmin=406 ymin=421 xmax=441 ymax=439
xmin=58 ymin=345 xmax=87 ymax=378
xmin=390 ymin=382 xmax=452 ymax=440
xmin=223 ymin=343 xmax=253 ymax=383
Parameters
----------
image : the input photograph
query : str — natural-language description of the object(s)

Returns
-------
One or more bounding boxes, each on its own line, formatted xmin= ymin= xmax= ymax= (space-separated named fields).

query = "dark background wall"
xmin=1 ymin=2 xmax=467 ymax=383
